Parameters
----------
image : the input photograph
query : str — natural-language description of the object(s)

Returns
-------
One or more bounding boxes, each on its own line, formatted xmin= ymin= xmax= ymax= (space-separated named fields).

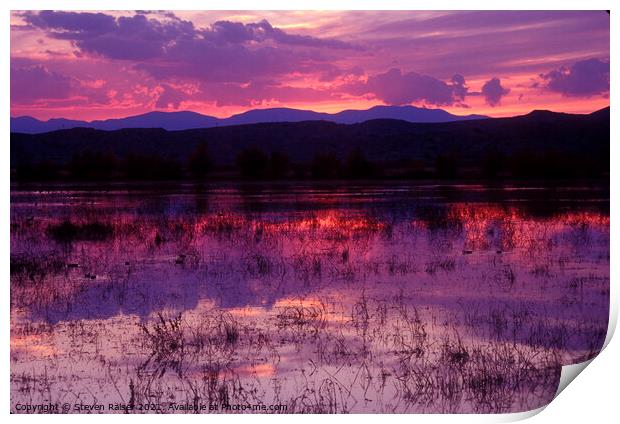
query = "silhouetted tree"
xmin=346 ymin=149 xmax=374 ymax=179
xmin=269 ymin=152 xmax=290 ymax=179
xmin=124 ymin=153 xmax=181 ymax=180
xmin=14 ymin=160 xmax=60 ymax=181
xmin=236 ymin=148 xmax=269 ymax=179
xmin=188 ymin=142 xmax=211 ymax=179
xmin=70 ymin=151 xmax=117 ymax=180
xmin=401 ymin=159 xmax=429 ymax=179
xmin=435 ymin=153 xmax=460 ymax=179
xmin=311 ymin=153 xmax=342 ymax=179
xmin=509 ymin=152 xmax=534 ymax=178
xmin=482 ymin=149 xmax=505 ymax=179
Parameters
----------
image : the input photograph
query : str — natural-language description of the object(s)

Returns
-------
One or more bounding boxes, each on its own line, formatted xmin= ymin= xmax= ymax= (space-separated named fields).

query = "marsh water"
xmin=10 ymin=182 xmax=609 ymax=413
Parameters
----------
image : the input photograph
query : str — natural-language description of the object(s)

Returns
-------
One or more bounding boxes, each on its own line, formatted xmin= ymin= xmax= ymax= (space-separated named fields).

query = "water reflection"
xmin=10 ymin=183 xmax=609 ymax=413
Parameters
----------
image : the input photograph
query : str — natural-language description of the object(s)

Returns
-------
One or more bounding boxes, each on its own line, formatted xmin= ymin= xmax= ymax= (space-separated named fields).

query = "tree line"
xmin=13 ymin=142 xmax=608 ymax=182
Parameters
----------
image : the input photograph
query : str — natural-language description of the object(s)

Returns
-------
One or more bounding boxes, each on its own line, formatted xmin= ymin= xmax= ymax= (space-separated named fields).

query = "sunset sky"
xmin=10 ymin=10 xmax=610 ymax=121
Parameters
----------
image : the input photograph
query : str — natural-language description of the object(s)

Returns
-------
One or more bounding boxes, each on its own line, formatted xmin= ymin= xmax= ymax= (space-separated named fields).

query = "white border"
xmin=3 ymin=1 xmax=617 ymax=423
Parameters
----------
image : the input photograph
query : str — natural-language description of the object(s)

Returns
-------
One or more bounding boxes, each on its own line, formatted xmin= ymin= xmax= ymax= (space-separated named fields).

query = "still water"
xmin=10 ymin=182 xmax=609 ymax=413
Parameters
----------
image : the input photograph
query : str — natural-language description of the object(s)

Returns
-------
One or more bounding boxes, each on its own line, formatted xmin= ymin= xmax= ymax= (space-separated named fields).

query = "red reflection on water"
xmin=192 ymin=210 xmax=386 ymax=235
xmin=413 ymin=204 xmax=611 ymax=252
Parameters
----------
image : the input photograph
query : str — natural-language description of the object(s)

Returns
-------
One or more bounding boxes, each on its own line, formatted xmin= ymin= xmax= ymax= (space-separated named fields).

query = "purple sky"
xmin=10 ymin=10 xmax=610 ymax=120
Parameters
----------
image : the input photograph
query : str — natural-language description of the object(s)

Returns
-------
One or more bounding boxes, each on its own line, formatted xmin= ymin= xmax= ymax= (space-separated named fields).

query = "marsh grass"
xmin=47 ymin=220 xmax=114 ymax=243
xmin=10 ymin=196 xmax=609 ymax=413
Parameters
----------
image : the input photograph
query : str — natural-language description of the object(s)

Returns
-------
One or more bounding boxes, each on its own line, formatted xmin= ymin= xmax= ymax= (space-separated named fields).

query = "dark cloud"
xmin=136 ymin=41 xmax=310 ymax=83
xmin=10 ymin=65 xmax=111 ymax=105
xmin=451 ymin=74 xmax=468 ymax=101
xmin=540 ymin=58 xmax=609 ymax=97
xmin=481 ymin=77 xmax=510 ymax=106
xmin=22 ymin=12 xmax=195 ymax=61
xmin=22 ymin=11 xmax=359 ymax=60
xmin=20 ymin=11 xmax=358 ymax=83
xmin=345 ymin=68 xmax=468 ymax=106
xmin=21 ymin=10 xmax=117 ymax=38
xmin=11 ymin=65 xmax=72 ymax=102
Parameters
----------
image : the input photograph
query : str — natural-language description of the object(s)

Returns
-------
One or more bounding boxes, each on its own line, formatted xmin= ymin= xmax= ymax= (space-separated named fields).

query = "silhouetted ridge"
xmin=11 ymin=108 xmax=609 ymax=181
xmin=11 ymin=105 xmax=488 ymax=134
xmin=588 ymin=106 xmax=610 ymax=120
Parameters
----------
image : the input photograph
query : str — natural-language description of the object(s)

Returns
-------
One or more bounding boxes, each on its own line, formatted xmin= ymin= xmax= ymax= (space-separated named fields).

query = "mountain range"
xmin=11 ymin=105 xmax=488 ymax=134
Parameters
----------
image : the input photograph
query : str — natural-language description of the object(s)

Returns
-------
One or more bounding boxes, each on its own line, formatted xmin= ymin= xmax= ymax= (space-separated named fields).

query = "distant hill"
xmin=331 ymin=105 xmax=486 ymax=124
xmin=11 ymin=105 xmax=487 ymax=134
xmin=10 ymin=107 xmax=609 ymax=180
